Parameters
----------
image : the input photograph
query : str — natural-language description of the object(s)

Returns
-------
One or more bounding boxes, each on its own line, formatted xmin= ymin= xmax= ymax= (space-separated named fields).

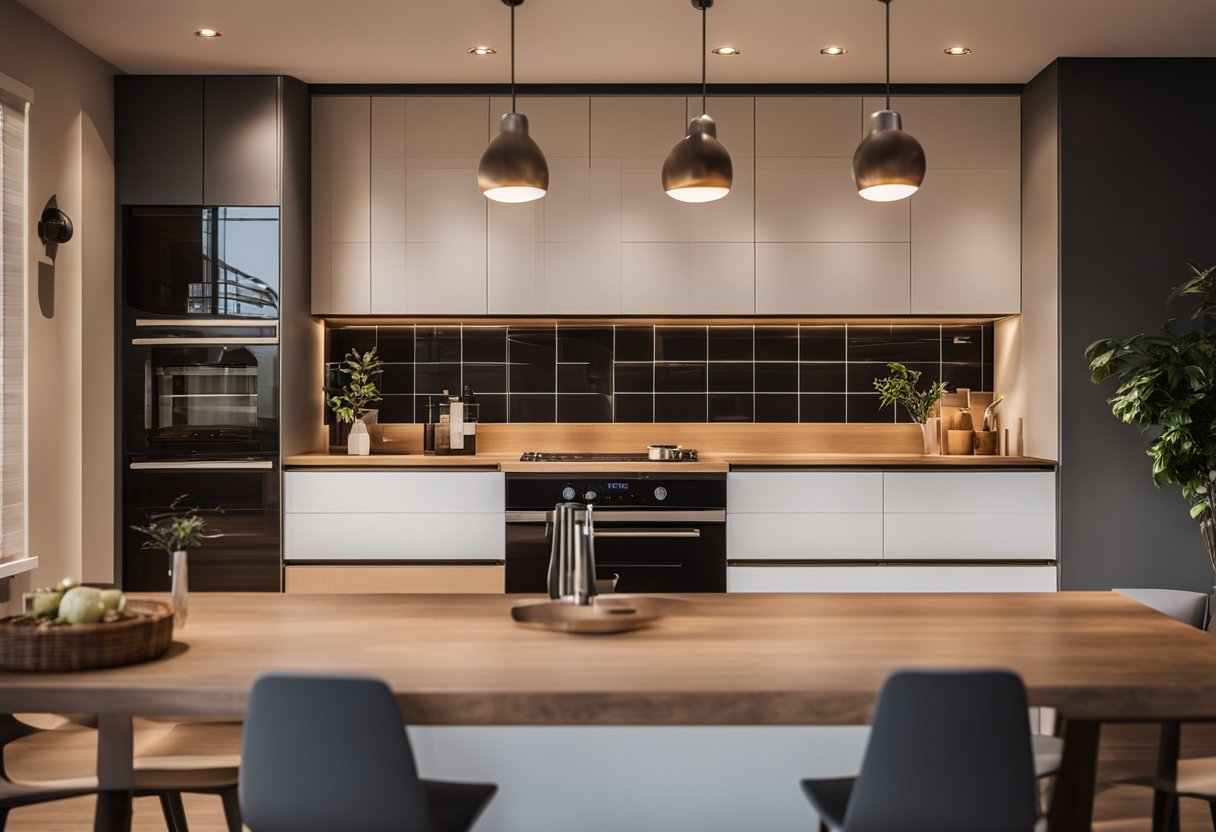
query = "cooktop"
xmin=519 ymin=452 xmax=699 ymax=462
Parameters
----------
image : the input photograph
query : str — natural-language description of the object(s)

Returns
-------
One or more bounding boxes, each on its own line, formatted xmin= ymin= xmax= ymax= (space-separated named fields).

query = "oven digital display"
xmin=605 ymin=482 xmax=630 ymax=491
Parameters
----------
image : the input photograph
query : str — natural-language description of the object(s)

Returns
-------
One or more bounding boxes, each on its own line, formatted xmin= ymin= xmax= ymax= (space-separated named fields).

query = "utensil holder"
xmin=946 ymin=430 xmax=975 ymax=455
xmin=973 ymin=431 xmax=998 ymax=455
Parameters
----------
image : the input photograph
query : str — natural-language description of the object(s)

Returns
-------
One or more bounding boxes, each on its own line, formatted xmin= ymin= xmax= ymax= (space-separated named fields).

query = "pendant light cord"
xmin=701 ymin=1 xmax=707 ymax=114
xmin=510 ymin=1 xmax=517 ymax=112
xmin=884 ymin=0 xmax=891 ymax=109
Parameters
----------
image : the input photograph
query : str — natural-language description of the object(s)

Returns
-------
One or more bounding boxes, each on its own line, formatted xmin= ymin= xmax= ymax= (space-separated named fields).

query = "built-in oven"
xmin=122 ymin=457 xmax=281 ymax=592
xmin=505 ymin=474 xmax=727 ymax=594
xmin=124 ymin=206 xmax=279 ymax=320
xmin=123 ymin=323 xmax=279 ymax=457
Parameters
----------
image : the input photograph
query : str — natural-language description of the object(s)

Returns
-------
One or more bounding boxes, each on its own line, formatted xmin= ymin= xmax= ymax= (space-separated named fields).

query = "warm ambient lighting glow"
xmin=665 ymin=186 xmax=731 ymax=203
xmin=194 ymin=28 xmax=222 ymax=38
xmin=482 ymin=185 xmax=546 ymax=203
xmin=858 ymin=182 xmax=920 ymax=202
xmin=711 ymin=46 xmax=741 ymax=56
xmin=944 ymin=46 xmax=972 ymax=56
xmin=468 ymin=46 xmax=497 ymax=55
xmin=820 ymin=46 xmax=847 ymax=56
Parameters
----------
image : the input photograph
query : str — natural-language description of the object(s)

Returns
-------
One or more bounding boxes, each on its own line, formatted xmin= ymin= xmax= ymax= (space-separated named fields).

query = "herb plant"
xmin=873 ymin=362 xmax=949 ymax=424
xmin=1086 ymin=263 xmax=1216 ymax=575
xmin=130 ymin=495 xmax=222 ymax=555
xmin=326 ymin=346 xmax=384 ymax=423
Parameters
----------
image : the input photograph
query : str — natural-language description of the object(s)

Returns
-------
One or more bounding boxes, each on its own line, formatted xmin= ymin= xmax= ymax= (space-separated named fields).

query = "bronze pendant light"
xmin=852 ymin=0 xmax=926 ymax=202
xmin=478 ymin=0 xmax=549 ymax=203
xmin=662 ymin=0 xmax=733 ymax=203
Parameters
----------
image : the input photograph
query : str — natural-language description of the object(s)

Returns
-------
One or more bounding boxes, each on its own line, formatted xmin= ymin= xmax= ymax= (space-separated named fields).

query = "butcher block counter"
xmin=283 ymin=452 xmax=1056 ymax=472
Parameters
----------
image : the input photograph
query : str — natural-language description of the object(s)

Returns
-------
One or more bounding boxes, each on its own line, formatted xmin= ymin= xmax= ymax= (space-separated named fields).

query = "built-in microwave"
xmin=123 ymin=205 xmax=280 ymax=321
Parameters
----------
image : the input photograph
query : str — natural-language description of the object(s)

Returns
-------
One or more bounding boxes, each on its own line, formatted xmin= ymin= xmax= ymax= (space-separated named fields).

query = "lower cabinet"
xmin=727 ymin=565 xmax=1058 ymax=593
xmin=285 ymin=565 xmax=504 ymax=594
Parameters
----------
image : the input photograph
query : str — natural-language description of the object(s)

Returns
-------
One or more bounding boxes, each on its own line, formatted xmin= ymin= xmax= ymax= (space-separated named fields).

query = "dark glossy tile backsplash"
xmin=326 ymin=322 xmax=995 ymax=425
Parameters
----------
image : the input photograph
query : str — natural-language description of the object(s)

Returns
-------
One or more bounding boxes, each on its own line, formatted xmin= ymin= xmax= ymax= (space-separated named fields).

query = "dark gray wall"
xmin=1053 ymin=58 xmax=1216 ymax=590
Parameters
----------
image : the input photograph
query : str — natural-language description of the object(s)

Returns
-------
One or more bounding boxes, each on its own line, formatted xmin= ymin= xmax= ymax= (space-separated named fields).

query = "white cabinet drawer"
xmin=727 ymin=565 xmax=1057 ymax=593
xmin=727 ymin=514 xmax=882 ymax=560
xmin=883 ymin=472 xmax=1055 ymax=514
xmin=284 ymin=512 xmax=503 ymax=561
xmin=285 ymin=471 xmax=504 ymax=514
xmin=883 ymin=513 xmax=1055 ymax=560
xmin=728 ymin=472 xmax=882 ymax=514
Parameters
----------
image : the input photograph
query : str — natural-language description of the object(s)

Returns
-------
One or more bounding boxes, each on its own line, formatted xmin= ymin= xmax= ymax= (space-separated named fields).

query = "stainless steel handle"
xmin=131 ymin=337 xmax=279 ymax=346
xmin=135 ymin=318 xmax=278 ymax=328
xmin=506 ymin=509 xmax=724 ymax=524
xmin=129 ymin=460 xmax=274 ymax=471
xmin=594 ymin=529 xmax=701 ymax=539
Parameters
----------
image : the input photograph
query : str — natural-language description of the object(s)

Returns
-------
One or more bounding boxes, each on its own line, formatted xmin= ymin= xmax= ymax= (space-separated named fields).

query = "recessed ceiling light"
xmin=944 ymin=46 xmax=972 ymax=56
xmin=711 ymin=46 xmax=741 ymax=56
xmin=468 ymin=46 xmax=497 ymax=56
xmin=820 ymin=46 xmax=847 ymax=56
xmin=193 ymin=28 xmax=222 ymax=39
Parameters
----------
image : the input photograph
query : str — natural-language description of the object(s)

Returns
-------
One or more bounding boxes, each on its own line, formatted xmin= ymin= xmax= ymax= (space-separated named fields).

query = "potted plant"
xmin=874 ymin=362 xmax=950 ymax=455
xmin=326 ymin=346 xmax=384 ymax=455
xmin=130 ymin=495 xmax=222 ymax=628
xmin=1086 ymin=263 xmax=1216 ymax=581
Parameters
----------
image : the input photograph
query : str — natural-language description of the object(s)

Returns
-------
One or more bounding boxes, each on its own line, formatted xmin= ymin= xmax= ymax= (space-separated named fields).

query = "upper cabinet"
xmin=117 ymin=75 xmax=284 ymax=206
xmin=311 ymin=93 xmax=1021 ymax=317
xmin=865 ymin=96 xmax=1022 ymax=315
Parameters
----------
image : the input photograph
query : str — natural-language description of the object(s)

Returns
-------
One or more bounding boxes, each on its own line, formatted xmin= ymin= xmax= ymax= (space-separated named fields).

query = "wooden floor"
xmin=6 ymin=722 xmax=1216 ymax=830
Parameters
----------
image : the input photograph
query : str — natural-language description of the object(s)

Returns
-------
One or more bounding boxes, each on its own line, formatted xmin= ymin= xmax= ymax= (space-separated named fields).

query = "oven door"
xmin=123 ymin=458 xmax=281 ymax=592
xmin=505 ymin=510 xmax=727 ymax=594
xmin=125 ymin=335 xmax=279 ymax=456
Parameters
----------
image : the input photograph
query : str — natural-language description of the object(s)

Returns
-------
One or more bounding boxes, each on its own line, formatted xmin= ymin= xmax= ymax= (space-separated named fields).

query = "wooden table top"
xmin=1 ymin=592 xmax=1211 ymax=725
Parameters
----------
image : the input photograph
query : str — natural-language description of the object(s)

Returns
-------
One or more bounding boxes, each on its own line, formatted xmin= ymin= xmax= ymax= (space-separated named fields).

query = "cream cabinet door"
xmin=486 ymin=96 xmax=589 ymax=314
xmin=755 ymin=242 xmax=910 ymax=314
xmin=312 ymin=95 xmax=371 ymax=314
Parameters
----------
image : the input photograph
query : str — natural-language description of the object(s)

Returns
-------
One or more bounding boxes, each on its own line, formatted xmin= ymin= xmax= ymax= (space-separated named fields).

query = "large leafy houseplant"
xmin=1086 ymin=264 xmax=1216 ymax=576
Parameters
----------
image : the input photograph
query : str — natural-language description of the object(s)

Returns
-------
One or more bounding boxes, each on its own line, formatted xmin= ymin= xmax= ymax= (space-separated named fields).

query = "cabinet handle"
xmin=594 ymin=529 xmax=701 ymax=539
xmin=130 ymin=460 xmax=274 ymax=471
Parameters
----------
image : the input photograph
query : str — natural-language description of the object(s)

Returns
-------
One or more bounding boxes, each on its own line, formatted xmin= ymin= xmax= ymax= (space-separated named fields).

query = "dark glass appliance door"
xmin=123 ymin=459 xmax=281 ymax=592
xmin=125 ymin=206 xmax=279 ymax=320
xmin=126 ymin=342 xmax=278 ymax=455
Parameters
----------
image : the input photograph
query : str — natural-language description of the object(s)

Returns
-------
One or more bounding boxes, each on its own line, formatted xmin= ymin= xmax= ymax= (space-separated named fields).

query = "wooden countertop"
xmin=2 ymin=592 xmax=1211 ymax=726
xmin=283 ymin=452 xmax=1056 ymax=471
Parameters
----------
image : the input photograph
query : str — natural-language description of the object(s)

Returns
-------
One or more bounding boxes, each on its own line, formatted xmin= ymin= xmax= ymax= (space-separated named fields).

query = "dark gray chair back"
xmin=1114 ymin=588 xmax=1209 ymax=629
xmin=844 ymin=670 xmax=1037 ymax=832
xmin=240 ymin=672 xmax=432 ymax=832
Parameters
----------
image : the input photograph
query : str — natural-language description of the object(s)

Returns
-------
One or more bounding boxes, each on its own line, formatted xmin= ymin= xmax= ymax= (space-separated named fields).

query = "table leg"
xmin=1048 ymin=718 xmax=1101 ymax=832
xmin=93 ymin=713 xmax=134 ymax=832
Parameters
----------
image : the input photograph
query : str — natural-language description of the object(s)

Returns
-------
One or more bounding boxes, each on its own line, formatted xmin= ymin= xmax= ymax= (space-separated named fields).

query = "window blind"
xmin=0 ymin=90 xmax=26 ymax=560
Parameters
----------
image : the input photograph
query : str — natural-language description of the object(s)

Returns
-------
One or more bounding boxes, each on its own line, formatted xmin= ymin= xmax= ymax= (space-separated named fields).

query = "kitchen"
xmin=1 ymin=0 xmax=1216 ymax=830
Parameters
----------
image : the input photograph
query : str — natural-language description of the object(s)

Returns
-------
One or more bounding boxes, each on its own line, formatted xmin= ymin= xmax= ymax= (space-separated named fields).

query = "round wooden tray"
xmin=511 ymin=596 xmax=674 ymax=635
xmin=0 ymin=599 xmax=174 ymax=672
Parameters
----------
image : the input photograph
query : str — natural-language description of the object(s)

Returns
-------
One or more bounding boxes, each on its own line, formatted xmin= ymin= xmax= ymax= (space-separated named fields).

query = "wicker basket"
xmin=0 ymin=599 xmax=174 ymax=672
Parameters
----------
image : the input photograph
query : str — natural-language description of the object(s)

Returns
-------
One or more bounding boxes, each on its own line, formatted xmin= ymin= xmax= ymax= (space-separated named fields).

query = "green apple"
xmin=30 ymin=590 xmax=62 ymax=618
xmin=59 ymin=586 xmax=105 ymax=625
xmin=99 ymin=589 xmax=126 ymax=613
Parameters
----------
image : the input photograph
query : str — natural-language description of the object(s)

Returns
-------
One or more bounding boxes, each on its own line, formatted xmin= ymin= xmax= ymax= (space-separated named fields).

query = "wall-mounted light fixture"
xmin=37 ymin=198 xmax=72 ymax=245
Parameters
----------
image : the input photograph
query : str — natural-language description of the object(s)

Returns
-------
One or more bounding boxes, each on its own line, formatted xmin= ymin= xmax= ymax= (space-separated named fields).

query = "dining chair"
xmin=800 ymin=669 xmax=1039 ymax=832
xmin=240 ymin=672 xmax=497 ymax=832
xmin=0 ymin=713 xmax=241 ymax=831
xmin=1106 ymin=587 xmax=1211 ymax=832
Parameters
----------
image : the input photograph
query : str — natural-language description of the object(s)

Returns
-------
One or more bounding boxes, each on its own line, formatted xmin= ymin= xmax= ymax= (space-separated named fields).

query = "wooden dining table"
xmin=3 ymin=591 xmax=1216 ymax=831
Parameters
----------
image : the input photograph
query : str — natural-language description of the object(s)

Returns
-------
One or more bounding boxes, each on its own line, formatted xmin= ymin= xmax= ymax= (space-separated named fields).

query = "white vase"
xmin=347 ymin=418 xmax=370 ymax=455
xmin=170 ymin=549 xmax=188 ymax=629
xmin=919 ymin=417 xmax=941 ymax=455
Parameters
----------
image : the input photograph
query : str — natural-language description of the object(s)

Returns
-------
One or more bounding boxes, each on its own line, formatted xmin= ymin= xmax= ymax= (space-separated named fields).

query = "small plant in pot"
xmin=874 ymin=362 xmax=950 ymax=454
xmin=1086 ymin=263 xmax=1216 ymax=583
xmin=326 ymin=347 xmax=383 ymax=456
xmin=130 ymin=495 xmax=222 ymax=629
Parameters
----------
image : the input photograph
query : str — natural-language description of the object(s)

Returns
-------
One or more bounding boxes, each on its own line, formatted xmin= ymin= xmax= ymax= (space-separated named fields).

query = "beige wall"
xmin=0 ymin=0 xmax=116 ymax=609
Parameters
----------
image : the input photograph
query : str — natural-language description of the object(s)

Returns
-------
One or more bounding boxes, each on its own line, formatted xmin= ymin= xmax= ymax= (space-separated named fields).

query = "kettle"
xmin=547 ymin=502 xmax=597 ymax=605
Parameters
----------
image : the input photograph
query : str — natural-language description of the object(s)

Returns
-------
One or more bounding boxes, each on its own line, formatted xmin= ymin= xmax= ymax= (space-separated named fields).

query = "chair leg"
xmin=158 ymin=792 xmax=189 ymax=832
xmin=219 ymin=786 xmax=242 ymax=832
xmin=818 ymin=822 xmax=828 ymax=832
xmin=0 ymin=806 xmax=9 ymax=832
xmin=1151 ymin=790 xmax=1175 ymax=832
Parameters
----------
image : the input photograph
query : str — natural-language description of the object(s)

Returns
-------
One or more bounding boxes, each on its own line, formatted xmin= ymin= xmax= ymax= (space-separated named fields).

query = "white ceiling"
xmin=17 ymin=0 xmax=1216 ymax=85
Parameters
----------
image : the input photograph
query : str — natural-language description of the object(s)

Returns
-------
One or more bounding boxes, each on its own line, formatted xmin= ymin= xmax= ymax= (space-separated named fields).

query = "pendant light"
xmin=478 ymin=0 xmax=549 ymax=203
xmin=852 ymin=0 xmax=926 ymax=202
xmin=662 ymin=0 xmax=733 ymax=203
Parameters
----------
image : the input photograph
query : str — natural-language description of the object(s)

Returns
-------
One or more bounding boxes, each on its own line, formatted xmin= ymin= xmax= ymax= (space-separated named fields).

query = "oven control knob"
xmin=584 ymin=490 xmax=597 ymax=502
xmin=562 ymin=486 xmax=576 ymax=501
xmin=654 ymin=486 xmax=668 ymax=501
